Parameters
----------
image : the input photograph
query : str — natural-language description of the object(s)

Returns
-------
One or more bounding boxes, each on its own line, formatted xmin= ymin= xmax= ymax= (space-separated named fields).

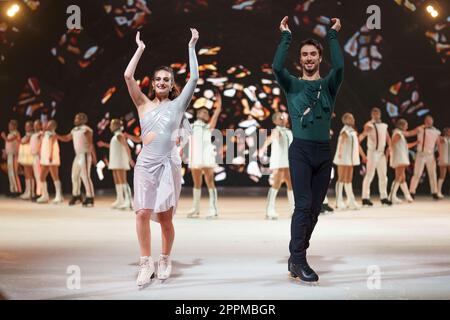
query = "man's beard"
xmin=301 ymin=63 xmax=319 ymax=76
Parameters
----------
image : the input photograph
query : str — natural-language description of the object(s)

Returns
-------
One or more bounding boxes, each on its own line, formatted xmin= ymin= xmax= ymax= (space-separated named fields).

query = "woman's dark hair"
xmin=148 ymin=66 xmax=180 ymax=100
xmin=299 ymin=39 xmax=323 ymax=57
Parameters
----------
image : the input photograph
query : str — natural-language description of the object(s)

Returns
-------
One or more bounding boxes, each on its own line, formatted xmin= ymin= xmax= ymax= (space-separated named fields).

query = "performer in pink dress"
xmin=124 ymin=29 xmax=199 ymax=287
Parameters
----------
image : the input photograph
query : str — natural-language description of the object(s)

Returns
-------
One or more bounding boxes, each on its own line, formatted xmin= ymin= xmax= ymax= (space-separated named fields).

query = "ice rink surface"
xmin=1 ymin=194 xmax=449 ymax=300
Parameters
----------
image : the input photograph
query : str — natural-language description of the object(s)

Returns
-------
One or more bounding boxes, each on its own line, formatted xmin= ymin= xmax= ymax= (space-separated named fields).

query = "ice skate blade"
xmin=137 ymin=273 xmax=155 ymax=289
xmin=288 ymin=273 xmax=319 ymax=286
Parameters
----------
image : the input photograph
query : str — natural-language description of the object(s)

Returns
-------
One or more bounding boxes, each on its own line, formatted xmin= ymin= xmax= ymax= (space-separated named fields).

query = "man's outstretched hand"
xmin=331 ymin=18 xmax=341 ymax=32
xmin=279 ymin=16 xmax=291 ymax=33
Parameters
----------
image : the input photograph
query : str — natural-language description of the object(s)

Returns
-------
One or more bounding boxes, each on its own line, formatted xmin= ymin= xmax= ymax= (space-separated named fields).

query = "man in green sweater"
xmin=273 ymin=16 xmax=344 ymax=283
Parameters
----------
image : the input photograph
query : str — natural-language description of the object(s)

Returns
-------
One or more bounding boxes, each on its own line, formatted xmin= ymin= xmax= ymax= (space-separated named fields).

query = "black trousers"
xmin=288 ymin=138 xmax=332 ymax=265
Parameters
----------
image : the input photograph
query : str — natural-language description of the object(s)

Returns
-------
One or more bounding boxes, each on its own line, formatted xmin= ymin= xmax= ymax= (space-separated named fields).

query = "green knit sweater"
xmin=272 ymin=29 xmax=344 ymax=141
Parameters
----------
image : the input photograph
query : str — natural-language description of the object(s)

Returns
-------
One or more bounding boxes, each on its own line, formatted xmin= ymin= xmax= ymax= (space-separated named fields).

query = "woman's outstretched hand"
xmin=279 ymin=16 xmax=291 ymax=33
xmin=188 ymin=28 xmax=199 ymax=47
xmin=136 ymin=31 xmax=146 ymax=51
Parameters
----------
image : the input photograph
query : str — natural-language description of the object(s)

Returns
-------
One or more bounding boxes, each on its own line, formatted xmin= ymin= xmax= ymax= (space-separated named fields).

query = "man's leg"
xmin=71 ymin=155 xmax=81 ymax=197
xmin=376 ymin=154 xmax=389 ymax=200
xmin=80 ymin=154 xmax=95 ymax=198
xmin=307 ymin=155 xmax=332 ymax=249
xmin=410 ymin=153 xmax=426 ymax=194
xmin=425 ymin=155 xmax=438 ymax=195
xmin=288 ymin=145 xmax=313 ymax=266
xmin=362 ymin=150 xmax=377 ymax=200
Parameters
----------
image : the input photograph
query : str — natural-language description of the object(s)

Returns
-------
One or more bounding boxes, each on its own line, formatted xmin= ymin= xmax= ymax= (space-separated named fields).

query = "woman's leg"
xmin=20 ymin=166 xmax=33 ymax=199
xmin=136 ymin=209 xmax=152 ymax=257
xmin=283 ymin=168 xmax=295 ymax=213
xmin=111 ymin=170 xmax=123 ymax=207
xmin=135 ymin=209 xmax=154 ymax=286
xmin=266 ymin=169 xmax=281 ymax=219
xmin=49 ymin=165 xmax=63 ymax=203
xmin=118 ymin=170 xmax=132 ymax=209
xmin=204 ymin=168 xmax=218 ymax=218
xmin=335 ymin=166 xmax=345 ymax=209
xmin=37 ymin=166 xmax=50 ymax=202
xmin=187 ymin=169 xmax=203 ymax=217
xmin=343 ymin=166 xmax=359 ymax=209
xmin=157 ymin=207 xmax=175 ymax=279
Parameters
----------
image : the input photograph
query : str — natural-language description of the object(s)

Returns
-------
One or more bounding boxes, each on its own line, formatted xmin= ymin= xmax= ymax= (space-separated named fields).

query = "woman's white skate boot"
xmin=136 ymin=256 xmax=155 ymax=287
xmin=157 ymin=254 xmax=172 ymax=280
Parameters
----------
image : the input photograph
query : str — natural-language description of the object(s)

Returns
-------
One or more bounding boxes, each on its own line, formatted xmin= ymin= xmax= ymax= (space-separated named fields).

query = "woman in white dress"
xmin=333 ymin=113 xmax=362 ymax=210
xmin=186 ymin=91 xmax=222 ymax=219
xmin=1 ymin=120 xmax=22 ymax=196
xmin=124 ymin=29 xmax=199 ymax=286
xmin=37 ymin=120 xmax=63 ymax=204
xmin=18 ymin=121 xmax=35 ymax=200
xmin=258 ymin=112 xmax=294 ymax=219
xmin=389 ymin=118 xmax=417 ymax=203
xmin=437 ymin=127 xmax=450 ymax=198
xmin=97 ymin=119 xmax=134 ymax=209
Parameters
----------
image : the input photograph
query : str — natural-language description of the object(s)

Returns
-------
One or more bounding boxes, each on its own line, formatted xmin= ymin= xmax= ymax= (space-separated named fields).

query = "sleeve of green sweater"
xmin=272 ymin=31 xmax=293 ymax=93
xmin=326 ymin=29 xmax=344 ymax=98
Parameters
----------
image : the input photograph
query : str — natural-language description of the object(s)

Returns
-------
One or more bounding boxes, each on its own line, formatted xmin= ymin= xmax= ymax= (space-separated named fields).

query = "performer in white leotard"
xmin=18 ymin=121 xmax=35 ymax=200
xmin=388 ymin=118 xmax=417 ymax=204
xmin=1 ymin=119 xmax=22 ymax=197
xmin=333 ymin=113 xmax=361 ymax=210
xmin=186 ymin=91 xmax=221 ymax=219
xmin=437 ymin=127 xmax=450 ymax=198
xmin=258 ymin=112 xmax=294 ymax=220
xmin=124 ymin=29 xmax=199 ymax=286
xmin=37 ymin=120 xmax=63 ymax=204
xmin=58 ymin=113 xmax=97 ymax=207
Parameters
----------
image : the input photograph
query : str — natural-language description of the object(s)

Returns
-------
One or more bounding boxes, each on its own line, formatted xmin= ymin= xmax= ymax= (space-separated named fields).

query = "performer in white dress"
xmin=186 ymin=91 xmax=221 ymax=219
xmin=1 ymin=120 xmax=22 ymax=196
xmin=406 ymin=115 xmax=441 ymax=199
xmin=37 ymin=120 xmax=63 ymax=204
xmin=333 ymin=113 xmax=361 ymax=210
xmin=58 ymin=113 xmax=97 ymax=207
xmin=124 ymin=29 xmax=199 ymax=286
xmin=258 ymin=112 xmax=294 ymax=219
xmin=30 ymin=120 xmax=43 ymax=201
xmin=18 ymin=121 xmax=35 ymax=200
xmin=437 ymin=127 xmax=450 ymax=198
xmin=359 ymin=107 xmax=392 ymax=206
xmin=97 ymin=119 xmax=134 ymax=210
xmin=388 ymin=119 xmax=417 ymax=204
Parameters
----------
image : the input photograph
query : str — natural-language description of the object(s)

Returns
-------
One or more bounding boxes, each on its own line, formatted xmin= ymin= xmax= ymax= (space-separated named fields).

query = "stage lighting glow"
xmin=431 ymin=10 xmax=439 ymax=17
xmin=426 ymin=5 xmax=434 ymax=13
xmin=6 ymin=4 xmax=20 ymax=18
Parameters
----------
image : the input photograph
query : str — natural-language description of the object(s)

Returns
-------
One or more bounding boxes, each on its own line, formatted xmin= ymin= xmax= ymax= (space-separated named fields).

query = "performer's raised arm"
xmin=272 ymin=16 xmax=293 ymax=92
xmin=327 ymin=18 xmax=344 ymax=98
xmin=124 ymin=31 xmax=150 ymax=109
xmin=175 ymin=28 xmax=199 ymax=110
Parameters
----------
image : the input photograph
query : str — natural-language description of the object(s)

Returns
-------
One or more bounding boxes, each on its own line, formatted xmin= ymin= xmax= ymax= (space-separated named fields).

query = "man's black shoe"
xmin=410 ymin=193 xmax=415 ymax=200
xmin=289 ymin=262 xmax=319 ymax=283
xmin=322 ymin=203 xmax=334 ymax=213
xmin=381 ymin=198 xmax=392 ymax=206
xmin=69 ymin=195 xmax=83 ymax=206
xmin=432 ymin=193 xmax=439 ymax=200
xmin=82 ymin=197 xmax=94 ymax=207
xmin=362 ymin=199 xmax=373 ymax=207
